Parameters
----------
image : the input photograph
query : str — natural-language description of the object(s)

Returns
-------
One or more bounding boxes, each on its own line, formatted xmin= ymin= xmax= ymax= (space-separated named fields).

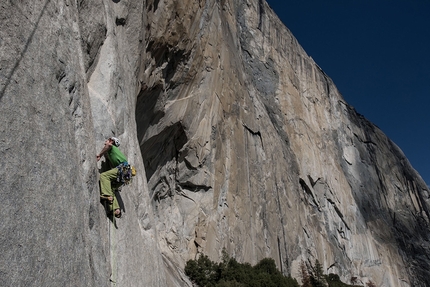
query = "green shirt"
xmin=107 ymin=145 xmax=127 ymax=167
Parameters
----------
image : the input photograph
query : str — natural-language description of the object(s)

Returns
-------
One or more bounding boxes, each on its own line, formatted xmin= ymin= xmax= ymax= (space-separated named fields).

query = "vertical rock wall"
xmin=86 ymin=0 xmax=169 ymax=286
xmin=1 ymin=0 xmax=108 ymax=286
xmin=1 ymin=0 xmax=168 ymax=286
xmin=138 ymin=0 xmax=430 ymax=286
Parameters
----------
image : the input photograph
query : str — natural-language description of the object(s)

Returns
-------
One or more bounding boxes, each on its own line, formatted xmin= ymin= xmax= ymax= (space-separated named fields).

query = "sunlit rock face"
xmin=138 ymin=0 xmax=430 ymax=286
xmin=1 ymin=0 xmax=429 ymax=286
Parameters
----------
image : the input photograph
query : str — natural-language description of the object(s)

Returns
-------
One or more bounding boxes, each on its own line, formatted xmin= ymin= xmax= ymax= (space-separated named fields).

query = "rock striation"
xmin=1 ymin=0 xmax=429 ymax=287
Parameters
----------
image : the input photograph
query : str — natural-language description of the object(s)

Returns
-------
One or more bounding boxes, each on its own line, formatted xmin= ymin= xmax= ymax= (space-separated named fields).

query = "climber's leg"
xmin=111 ymin=192 xmax=120 ymax=213
xmin=100 ymin=168 xmax=118 ymax=203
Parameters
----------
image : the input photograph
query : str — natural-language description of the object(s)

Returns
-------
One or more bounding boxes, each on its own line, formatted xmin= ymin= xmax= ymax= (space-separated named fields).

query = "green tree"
xmin=310 ymin=259 xmax=326 ymax=287
xmin=185 ymin=254 xmax=220 ymax=286
xmin=254 ymin=258 xmax=278 ymax=274
xmin=254 ymin=258 xmax=299 ymax=287
xmin=185 ymin=253 xmax=299 ymax=287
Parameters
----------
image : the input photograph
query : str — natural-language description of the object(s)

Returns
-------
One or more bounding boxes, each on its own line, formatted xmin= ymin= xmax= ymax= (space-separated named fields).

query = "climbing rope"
xmin=110 ymin=201 xmax=117 ymax=286
xmin=103 ymin=198 xmax=117 ymax=286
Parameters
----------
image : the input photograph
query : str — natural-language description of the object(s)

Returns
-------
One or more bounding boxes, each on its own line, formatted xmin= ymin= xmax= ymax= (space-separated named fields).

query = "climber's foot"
xmin=100 ymin=195 xmax=114 ymax=204
xmin=114 ymin=209 xmax=121 ymax=218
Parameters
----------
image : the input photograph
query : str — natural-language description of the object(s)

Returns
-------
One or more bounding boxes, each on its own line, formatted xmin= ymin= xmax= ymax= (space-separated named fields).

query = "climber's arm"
xmin=96 ymin=140 xmax=113 ymax=161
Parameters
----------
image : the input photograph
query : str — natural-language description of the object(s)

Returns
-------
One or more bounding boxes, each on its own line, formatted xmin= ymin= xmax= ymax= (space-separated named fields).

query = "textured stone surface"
xmin=138 ymin=1 xmax=430 ymax=286
xmin=0 ymin=1 xmax=165 ymax=286
xmin=0 ymin=1 xmax=107 ymax=286
xmin=1 ymin=0 xmax=429 ymax=287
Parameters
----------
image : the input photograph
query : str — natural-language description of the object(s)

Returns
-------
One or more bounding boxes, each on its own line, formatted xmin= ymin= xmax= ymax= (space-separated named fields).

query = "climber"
xmin=97 ymin=137 xmax=136 ymax=218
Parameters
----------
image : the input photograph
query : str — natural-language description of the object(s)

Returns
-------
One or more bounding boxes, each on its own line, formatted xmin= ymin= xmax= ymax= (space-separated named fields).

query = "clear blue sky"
xmin=266 ymin=0 xmax=430 ymax=186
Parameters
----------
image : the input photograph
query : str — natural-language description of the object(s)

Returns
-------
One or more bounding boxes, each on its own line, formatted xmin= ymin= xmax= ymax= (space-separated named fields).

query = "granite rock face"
xmin=0 ymin=1 xmax=165 ymax=286
xmin=138 ymin=1 xmax=430 ymax=286
xmin=1 ymin=0 xmax=429 ymax=287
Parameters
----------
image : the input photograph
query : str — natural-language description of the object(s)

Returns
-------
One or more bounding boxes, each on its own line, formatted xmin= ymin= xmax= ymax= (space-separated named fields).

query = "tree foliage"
xmin=185 ymin=252 xmax=299 ymax=287
xmin=184 ymin=255 xmax=220 ymax=287
xmin=185 ymin=253 xmax=365 ymax=287
xmin=309 ymin=259 xmax=326 ymax=287
xmin=300 ymin=260 xmax=363 ymax=287
xmin=325 ymin=273 xmax=362 ymax=287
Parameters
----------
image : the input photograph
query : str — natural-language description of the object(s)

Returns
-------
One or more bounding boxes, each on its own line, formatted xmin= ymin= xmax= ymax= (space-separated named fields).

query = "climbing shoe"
xmin=114 ymin=209 xmax=121 ymax=218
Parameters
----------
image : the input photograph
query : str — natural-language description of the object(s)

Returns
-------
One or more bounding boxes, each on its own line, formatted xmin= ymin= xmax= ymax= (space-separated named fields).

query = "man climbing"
xmin=97 ymin=137 xmax=135 ymax=218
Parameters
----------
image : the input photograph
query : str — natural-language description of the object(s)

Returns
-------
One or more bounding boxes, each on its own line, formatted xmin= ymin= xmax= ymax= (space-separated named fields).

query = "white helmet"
xmin=110 ymin=137 xmax=120 ymax=147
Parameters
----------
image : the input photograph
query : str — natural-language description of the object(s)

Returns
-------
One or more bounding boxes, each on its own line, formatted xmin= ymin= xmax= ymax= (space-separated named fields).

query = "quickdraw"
xmin=116 ymin=162 xmax=133 ymax=185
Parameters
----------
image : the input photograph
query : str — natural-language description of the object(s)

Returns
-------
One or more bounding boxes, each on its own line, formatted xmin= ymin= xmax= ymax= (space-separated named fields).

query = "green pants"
xmin=100 ymin=167 xmax=120 ymax=212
